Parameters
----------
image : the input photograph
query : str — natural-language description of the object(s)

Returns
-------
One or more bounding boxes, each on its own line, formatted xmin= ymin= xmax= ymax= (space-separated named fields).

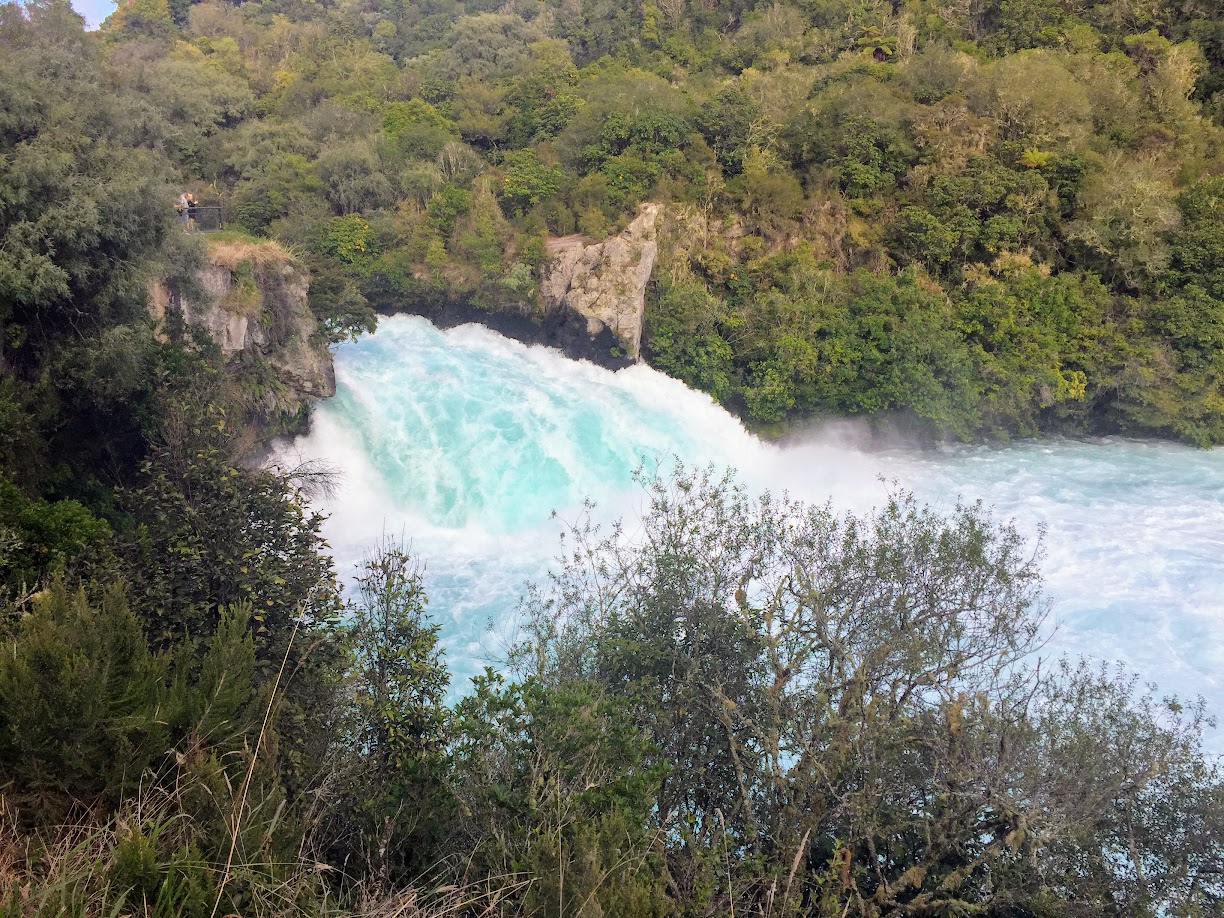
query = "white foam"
xmin=277 ymin=317 xmax=1224 ymax=745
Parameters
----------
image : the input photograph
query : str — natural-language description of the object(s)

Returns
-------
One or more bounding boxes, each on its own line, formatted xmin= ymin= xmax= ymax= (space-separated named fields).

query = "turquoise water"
xmin=279 ymin=315 xmax=1224 ymax=743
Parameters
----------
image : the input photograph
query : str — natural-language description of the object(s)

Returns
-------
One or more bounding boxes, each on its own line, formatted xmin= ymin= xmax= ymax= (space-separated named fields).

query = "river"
xmin=277 ymin=315 xmax=1224 ymax=745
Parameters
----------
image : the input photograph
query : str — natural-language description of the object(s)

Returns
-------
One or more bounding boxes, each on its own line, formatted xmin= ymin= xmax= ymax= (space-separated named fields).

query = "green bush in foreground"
xmin=2 ymin=466 xmax=1221 ymax=916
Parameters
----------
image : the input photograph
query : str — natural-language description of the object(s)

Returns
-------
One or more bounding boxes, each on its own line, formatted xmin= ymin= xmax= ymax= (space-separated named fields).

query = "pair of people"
xmin=177 ymin=191 xmax=198 ymax=228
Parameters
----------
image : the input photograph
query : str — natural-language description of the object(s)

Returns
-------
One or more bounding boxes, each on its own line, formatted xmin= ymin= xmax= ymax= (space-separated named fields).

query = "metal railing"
xmin=179 ymin=205 xmax=224 ymax=233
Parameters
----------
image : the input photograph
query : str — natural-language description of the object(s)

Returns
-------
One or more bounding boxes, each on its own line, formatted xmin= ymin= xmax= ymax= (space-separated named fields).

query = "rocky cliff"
xmin=540 ymin=203 xmax=661 ymax=362
xmin=391 ymin=204 xmax=663 ymax=369
xmin=149 ymin=240 xmax=335 ymax=434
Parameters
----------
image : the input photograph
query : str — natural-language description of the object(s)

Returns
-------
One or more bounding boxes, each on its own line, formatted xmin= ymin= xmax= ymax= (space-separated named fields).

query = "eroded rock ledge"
xmin=393 ymin=204 xmax=662 ymax=370
xmin=149 ymin=240 xmax=334 ymax=434
xmin=540 ymin=203 xmax=661 ymax=362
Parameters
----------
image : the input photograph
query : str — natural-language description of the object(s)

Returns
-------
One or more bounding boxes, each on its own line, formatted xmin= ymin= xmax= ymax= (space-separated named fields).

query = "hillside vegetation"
xmin=90 ymin=0 xmax=1224 ymax=441
xmin=1 ymin=0 xmax=1223 ymax=916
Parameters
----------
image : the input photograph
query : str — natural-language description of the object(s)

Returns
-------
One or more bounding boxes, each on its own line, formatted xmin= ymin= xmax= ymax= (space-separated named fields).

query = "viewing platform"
xmin=179 ymin=204 xmax=224 ymax=232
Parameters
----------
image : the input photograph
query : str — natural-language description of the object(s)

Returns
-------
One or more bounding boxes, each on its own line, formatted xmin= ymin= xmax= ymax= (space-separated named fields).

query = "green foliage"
xmin=350 ymin=544 xmax=448 ymax=776
xmin=233 ymin=154 xmax=328 ymax=234
xmin=0 ymin=477 xmax=112 ymax=592
xmin=0 ymin=34 xmax=174 ymax=362
xmin=511 ymin=464 xmax=1224 ymax=917
xmin=982 ymin=0 xmax=1088 ymax=54
xmin=1068 ymin=158 xmax=1181 ymax=290
xmin=644 ymin=278 xmax=735 ymax=404
xmin=107 ymin=0 xmax=173 ymax=40
xmin=425 ymin=184 xmax=472 ymax=237
xmin=0 ymin=582 xmax=168 ymax=822
xmin=499 ymin=149 xmax=563 ymax=213
xmin=143 ymin=50 xmax=256 ymax=164
xmin=10 ymin=0 xmax=1204 ymax=444
xmin=788 ymin=80 xmax=918 ymax=197
xmin=958 ymin=269 xmax=1108 ymax=433
xmin=451 ymin=672 xmax=669 ymax=918
xmin=383 ymin=99 xmax=451 ymax=139
xmin=306 ymin=258 xmax=378 ymax=343
xmin=695 ymin=88 xmax=754 ymax=173
xmin=738 ymin=167 xmax=805 ymax=241
xmin=340 ymin=541 xmax=451 ymax=885
xmin=318 ymin=143 xmax=396 ymax=215
xmin=651 ymin=261 xmax=984 ymax=436
xmin=120 ymin=397 xmax=338 ymax=673
xmin=1169 ymin=176 xmax=1224 ymax=299
xmin=3 ymin=1 xmax=1224 ymax=910
xmin=319 ymin=214 xmax=374 ymax=263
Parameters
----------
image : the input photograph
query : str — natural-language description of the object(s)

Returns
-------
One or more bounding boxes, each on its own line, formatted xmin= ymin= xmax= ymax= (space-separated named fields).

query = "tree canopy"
xmin=1 ymin=0 xmax=1223 ymax=913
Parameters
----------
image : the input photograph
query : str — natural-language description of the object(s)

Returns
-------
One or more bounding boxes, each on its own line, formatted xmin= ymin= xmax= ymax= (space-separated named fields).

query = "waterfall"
xmin=277 ymin=315 xmax=1224 ymax=744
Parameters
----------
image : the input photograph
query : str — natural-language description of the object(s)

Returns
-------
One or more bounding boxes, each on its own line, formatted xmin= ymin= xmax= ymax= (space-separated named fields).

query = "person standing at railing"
xmin=177 ymin=191 xmax=197 ymax=230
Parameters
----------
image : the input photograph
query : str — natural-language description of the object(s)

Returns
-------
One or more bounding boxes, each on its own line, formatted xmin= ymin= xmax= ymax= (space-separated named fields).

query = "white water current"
xmin=278 ymin=315 xmax=1224 ymax=745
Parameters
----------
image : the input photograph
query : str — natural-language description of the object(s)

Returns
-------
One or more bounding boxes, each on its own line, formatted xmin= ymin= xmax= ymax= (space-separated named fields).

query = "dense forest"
xmin=2 ymin=0 xmax=1223 ymax=915
xmin=32 ymin=0 xmax=1224 ymax=441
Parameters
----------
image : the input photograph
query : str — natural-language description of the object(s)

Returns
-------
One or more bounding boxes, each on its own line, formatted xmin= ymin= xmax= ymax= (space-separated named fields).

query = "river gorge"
xmin=278 ymin=315 xmax=1224 ymax=747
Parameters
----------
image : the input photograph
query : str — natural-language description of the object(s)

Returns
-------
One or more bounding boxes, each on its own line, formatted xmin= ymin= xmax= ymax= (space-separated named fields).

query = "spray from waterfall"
xmin=277 ymin=315 xmax=1224 ymax=746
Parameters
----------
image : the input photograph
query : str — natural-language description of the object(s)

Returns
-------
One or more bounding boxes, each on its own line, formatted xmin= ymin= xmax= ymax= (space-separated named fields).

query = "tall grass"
xmin=0 ymin=786 xmax=523 ymax=917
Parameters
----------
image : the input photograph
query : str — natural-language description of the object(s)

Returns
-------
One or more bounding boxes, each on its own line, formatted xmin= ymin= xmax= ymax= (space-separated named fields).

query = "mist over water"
xmin=279 ymin=315 xmax=1224 ymax=744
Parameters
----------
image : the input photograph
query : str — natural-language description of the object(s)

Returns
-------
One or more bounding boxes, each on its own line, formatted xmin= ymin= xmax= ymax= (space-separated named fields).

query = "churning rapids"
xmin=277 ymin=315 xmax=1224 ymax=746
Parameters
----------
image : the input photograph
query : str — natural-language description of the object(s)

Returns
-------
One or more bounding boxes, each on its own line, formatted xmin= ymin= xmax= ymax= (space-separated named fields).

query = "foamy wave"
xmin=277 ymin=316 xmax=1224 ymax=745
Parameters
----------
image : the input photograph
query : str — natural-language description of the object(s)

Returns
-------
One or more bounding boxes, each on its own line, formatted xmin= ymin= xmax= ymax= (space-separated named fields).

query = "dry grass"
xmin=0 ymin=791 xmax=519 ymax=918
xmin=207 ymin=237 xmax=296 ymax=271
xmin=0 ymin=791 xmax=173 ymax=918
xmin=206 ymin=237 xmax=302 ymax=316
xmin=351 ymin=873 xmax=532 ymax=918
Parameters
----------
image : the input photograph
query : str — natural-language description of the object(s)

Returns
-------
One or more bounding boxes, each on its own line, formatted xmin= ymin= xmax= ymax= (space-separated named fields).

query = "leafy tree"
xmin=644 ymin=278 xmax=736 ymax=403
xmin=892 ymin=205 xmax=959 ymax=269
xmin=741 ymin=266 xmax=982 ymax=434
xmin=306 ymin=259 xmax=378 ymax=343
xmin=739 ymin=167 xmax=805 ymax=241
xmin=968 ymin=50 xmax=1095 ymax=148
xmin=431 ymin=13 xmax=541 ymax=81
xmin=382 ymin=98 xmax=457 ymax=160
xmin=319 ymin=214 xmax=374 ymax=263
xmin=317 ymin=143 xmax=396 ymax=215
xmin=233 ymin=153 xmax=328 ymax=234
xmin=499 ymin=149 xmax=563 ymax=213
xmin=1068 ymin=157 xmax=1181 ymax=290
xmin=340 ymin=541 xmax=450 ymax=887
xmin=106 ymin=0 xmax=174 ymax=39
xmin=1168 ymin=175 xmax=1224 ymax=298
xmin=981 ymin=0 xmax=1085 ymax=53
xmin=957 ymin=268 xmax=1108 ymax=434
xmin=513 ymin=464 xmax=1224 ymax=917
xmin=450 ymin=673 xmax=669 ymax=918
xmin=121 ymin=393 xmax=338 ymax=673
xmin=0 ymin=477 xmax=112 ymax=593
xmin=142 ymin=49 xmax=257 ymax=165
xmin=695 ymin=88 xmax=755 ymax=174
xmin=504 ymin=40 xmax=582 ymax=145
xmin=425 ymin=184 xmax=472 ymax=237
xmin=787 ymin=81 xmax=918 ymax=197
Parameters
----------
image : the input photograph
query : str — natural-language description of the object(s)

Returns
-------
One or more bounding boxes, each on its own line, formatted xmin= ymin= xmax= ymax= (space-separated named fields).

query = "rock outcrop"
xmin=540 ymin=203 xmax=662 ymax=361
xmin=149 ymin=241 xmax=335 ymax=433
xmin=394 ymin=203 xmax=664 ymax=369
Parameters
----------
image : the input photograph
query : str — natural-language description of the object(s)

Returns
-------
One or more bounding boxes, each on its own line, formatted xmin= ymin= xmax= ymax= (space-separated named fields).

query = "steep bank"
xmin=149 ymin=239 xmax=335 ymax=437
xmin=539 ymin=203 xmax=661 ymax=362
xmin=392 ymin=204 xmax=662 ymax=371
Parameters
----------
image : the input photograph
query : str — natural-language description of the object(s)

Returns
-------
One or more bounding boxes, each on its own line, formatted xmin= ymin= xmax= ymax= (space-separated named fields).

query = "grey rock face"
xmin=540 ymin=203 xmax=661 ymax=361
xmin=149 ymin=251 xmax=335 ymax=425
